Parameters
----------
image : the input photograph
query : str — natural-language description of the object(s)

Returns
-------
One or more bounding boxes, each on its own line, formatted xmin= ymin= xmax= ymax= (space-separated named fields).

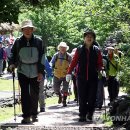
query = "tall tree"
xmin=0 ymin=0 xmax=64 ymax=23
xmin=0 ymin=0 xmax=20 ymax=23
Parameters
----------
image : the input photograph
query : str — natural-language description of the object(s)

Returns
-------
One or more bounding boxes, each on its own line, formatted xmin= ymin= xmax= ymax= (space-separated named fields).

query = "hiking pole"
xmin=103 ymin=85 xmax=107 ymax=120
xmin=12 ymin=69 xmax=16 ymax=121
xmin=18 ymin=81 xmax=21 ymax=112
xmin=68 ymin=80 xmax=72 ymax=104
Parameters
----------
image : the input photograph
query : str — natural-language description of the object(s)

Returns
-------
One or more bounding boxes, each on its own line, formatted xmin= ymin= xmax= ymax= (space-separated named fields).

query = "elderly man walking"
xmin=50 ymin=42 xmax=72 ymax=107
xmin=9 ymin=20 xmax=45 ymax=124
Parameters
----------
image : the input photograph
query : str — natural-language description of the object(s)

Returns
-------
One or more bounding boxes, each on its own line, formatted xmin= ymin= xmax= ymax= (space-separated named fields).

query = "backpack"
xmin=53 ymin=52 xmax=70 ymax=68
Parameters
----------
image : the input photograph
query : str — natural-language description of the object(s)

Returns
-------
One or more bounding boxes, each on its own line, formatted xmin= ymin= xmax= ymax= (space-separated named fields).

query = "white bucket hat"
xmin=57 ymin=42 xmax=69 ymax=51
xmin=20 ymin=20 xmax=36 ymax=31
xmin=106 ymin=46 xmax=114 ymax=50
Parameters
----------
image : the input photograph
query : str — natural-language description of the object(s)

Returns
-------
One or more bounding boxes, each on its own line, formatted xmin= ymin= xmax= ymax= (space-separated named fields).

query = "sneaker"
xmin=58 ymin=96 xmax=62 ymax=104
xmin=32 ymin=116 xmax=38 ymax=122
xmin=40 ymin=108 xmax=45 ymax=112
xmin=79 ymin=116 xmax=86 ymax=122
xmin=21 ymin=117 xmax=31 ymax=124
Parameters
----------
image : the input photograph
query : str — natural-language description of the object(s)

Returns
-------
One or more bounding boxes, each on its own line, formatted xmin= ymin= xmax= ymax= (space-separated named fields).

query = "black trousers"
xmin=108 ymin=76 xmax=119 ymax=102
xmin=18 ymin=73 xmax=39 ymax=118
xmin=77 ymin=78 xmax=98 ymax=117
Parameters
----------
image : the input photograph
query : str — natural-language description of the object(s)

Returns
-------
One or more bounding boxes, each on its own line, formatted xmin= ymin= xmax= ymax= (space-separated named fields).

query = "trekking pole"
xmin=68 ymin=80 xmax=72 ymax=104
xmin=103 ymin=86 xmax=107 ymax=120
xmin=18 ymin=81 xmax=21 ymax=112
xmin=12 ymin=69 xmax=16 ymax=121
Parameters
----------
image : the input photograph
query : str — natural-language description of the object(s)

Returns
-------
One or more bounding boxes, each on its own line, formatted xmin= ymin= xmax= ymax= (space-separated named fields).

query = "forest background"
xmin=1 ymin=0 xmax=130 ymax=92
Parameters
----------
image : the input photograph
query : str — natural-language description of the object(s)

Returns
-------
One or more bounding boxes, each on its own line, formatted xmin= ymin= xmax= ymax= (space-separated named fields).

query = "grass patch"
xmin=101 ymin=114 xmax=113 ymax=127
xmin=0 ymin=77 xmax=75 ymax=122
xmin=0 ymin=79 xmax=19 ymax=91
xmin=0 ymin=94 xmax=74 ymax=122
xmin=0 ymin=105 xmax=21 ymax=122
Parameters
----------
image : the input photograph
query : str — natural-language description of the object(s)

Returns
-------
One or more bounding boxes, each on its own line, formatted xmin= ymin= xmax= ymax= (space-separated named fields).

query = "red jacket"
xmin=67 ymin=45 xmax=103 ymax=80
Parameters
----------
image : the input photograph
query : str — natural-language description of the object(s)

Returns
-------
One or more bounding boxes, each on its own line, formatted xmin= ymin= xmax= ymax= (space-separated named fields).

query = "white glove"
xmin=100 ymin=70 xmax=106 ymax=77
xmin=66 ymin=74 xmax=72 ymax=82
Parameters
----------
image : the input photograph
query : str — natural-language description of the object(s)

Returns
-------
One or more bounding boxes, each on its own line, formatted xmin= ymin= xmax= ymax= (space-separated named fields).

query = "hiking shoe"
xmin=63 ymin=101 xmax=67 ymax=107
xmin=87 ymin=113 xmax=93 ymax=121
xmin=40 ymin=108 xmax=45 ymax=112
xmin=32 ymin=116 xmax=38 ymax=122
xmin=58 ymin=96 xmax=62 ymax=104
xmin=74 ymin=98 xmax=78 ymax=102
xmin=21 ymin=117 xmax=31 ymax=124
xmin=79 ymin=116 xmax=86 ymax=122
xmin=98 ymin=106 xmax=102 ymax=110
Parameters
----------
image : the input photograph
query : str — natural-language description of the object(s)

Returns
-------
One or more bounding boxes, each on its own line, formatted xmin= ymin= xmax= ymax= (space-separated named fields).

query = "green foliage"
xmin=0 ymin=0 xmax=64 ymax=23
xmin=19 ymin=0 xmax=130 ymax=49
xmin=0 ymin=0 xmax=20 ymax=23
xmin=21 ymin=0 xmax=64 ymax=7
xmin=18 ymin=0 xmax=130 ymax=93
xmin=47 ymin=46 xmax=56 ymax=57
xmin=116 ymin=43 xmax=130 ymax=94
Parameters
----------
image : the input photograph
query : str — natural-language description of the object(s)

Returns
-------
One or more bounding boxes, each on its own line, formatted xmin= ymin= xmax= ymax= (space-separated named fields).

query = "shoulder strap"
xmin=55 ymin=52 xmax=59 ymax=62
xmin=77 ymin=45 xmax=83 ymax=56
xmin=34 ymin=36 xmax=43 ymax=51
xmin=52 ymin=52 xmax=59 ymax=68
xmin=66 ymin=52 xmax=70 ymax=61
xmin=93 ymin=45 xmax=99 ymax=55
xmin=108 ymin=58 xmax=117 ymax=70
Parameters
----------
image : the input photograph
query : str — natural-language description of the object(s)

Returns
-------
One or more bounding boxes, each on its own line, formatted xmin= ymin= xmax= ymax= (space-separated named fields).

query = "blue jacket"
xmin=0 ymin=48 xmax=3 ymax=60
xmin=44 ymin=56 xmax=52 ymax=78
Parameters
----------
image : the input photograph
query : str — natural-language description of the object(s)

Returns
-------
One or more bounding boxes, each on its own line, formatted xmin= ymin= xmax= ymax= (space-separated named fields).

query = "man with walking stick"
xmin=9 ymin=20 xmax=45 ymax=124
xmin=12 ymin=68 xmax=16 ymax=121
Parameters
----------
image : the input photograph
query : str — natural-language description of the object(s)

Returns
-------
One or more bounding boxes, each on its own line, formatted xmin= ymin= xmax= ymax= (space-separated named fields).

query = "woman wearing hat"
xmin=67 ymin=29 xmax=103 ymax=122
xmin=50 ymin=42 xmax=72 ymax=107
xmin=9 ymin=20 xmax=45 ymax=124
xmin=105 ymin=46 xmax=120 ymax=105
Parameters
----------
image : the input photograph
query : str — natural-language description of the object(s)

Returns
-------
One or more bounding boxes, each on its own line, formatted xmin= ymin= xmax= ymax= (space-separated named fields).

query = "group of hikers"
xmin=0 ymin=33 xmax=15 ymax=76
xmin=1 ymin=19 xmax=123 ymax=124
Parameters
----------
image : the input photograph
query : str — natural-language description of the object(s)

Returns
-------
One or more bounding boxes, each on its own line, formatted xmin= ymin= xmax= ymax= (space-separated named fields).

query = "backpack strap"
xmin=55 ymin=52 xmax=69 ymax=62
xmin=53 ymin=52 xmax=69 ymax=68
xmin=34 ymin=36 xmax=44 ymax=51
xmin=77 ymin=45 xmax=83 ymax=56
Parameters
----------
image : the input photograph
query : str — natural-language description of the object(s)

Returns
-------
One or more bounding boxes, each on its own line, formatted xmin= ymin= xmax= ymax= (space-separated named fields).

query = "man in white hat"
xmin=9 ymin=20 xmax=45 ymax=124
xmin=50 ymin=42 xmax=72 ymax=107
xmin=105 ymin=46 xmax=120 ymax=105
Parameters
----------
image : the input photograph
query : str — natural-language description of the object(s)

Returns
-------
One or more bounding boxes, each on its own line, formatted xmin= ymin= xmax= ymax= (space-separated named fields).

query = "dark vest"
xmin=78 ymin=45 xmax=98 ymax=81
